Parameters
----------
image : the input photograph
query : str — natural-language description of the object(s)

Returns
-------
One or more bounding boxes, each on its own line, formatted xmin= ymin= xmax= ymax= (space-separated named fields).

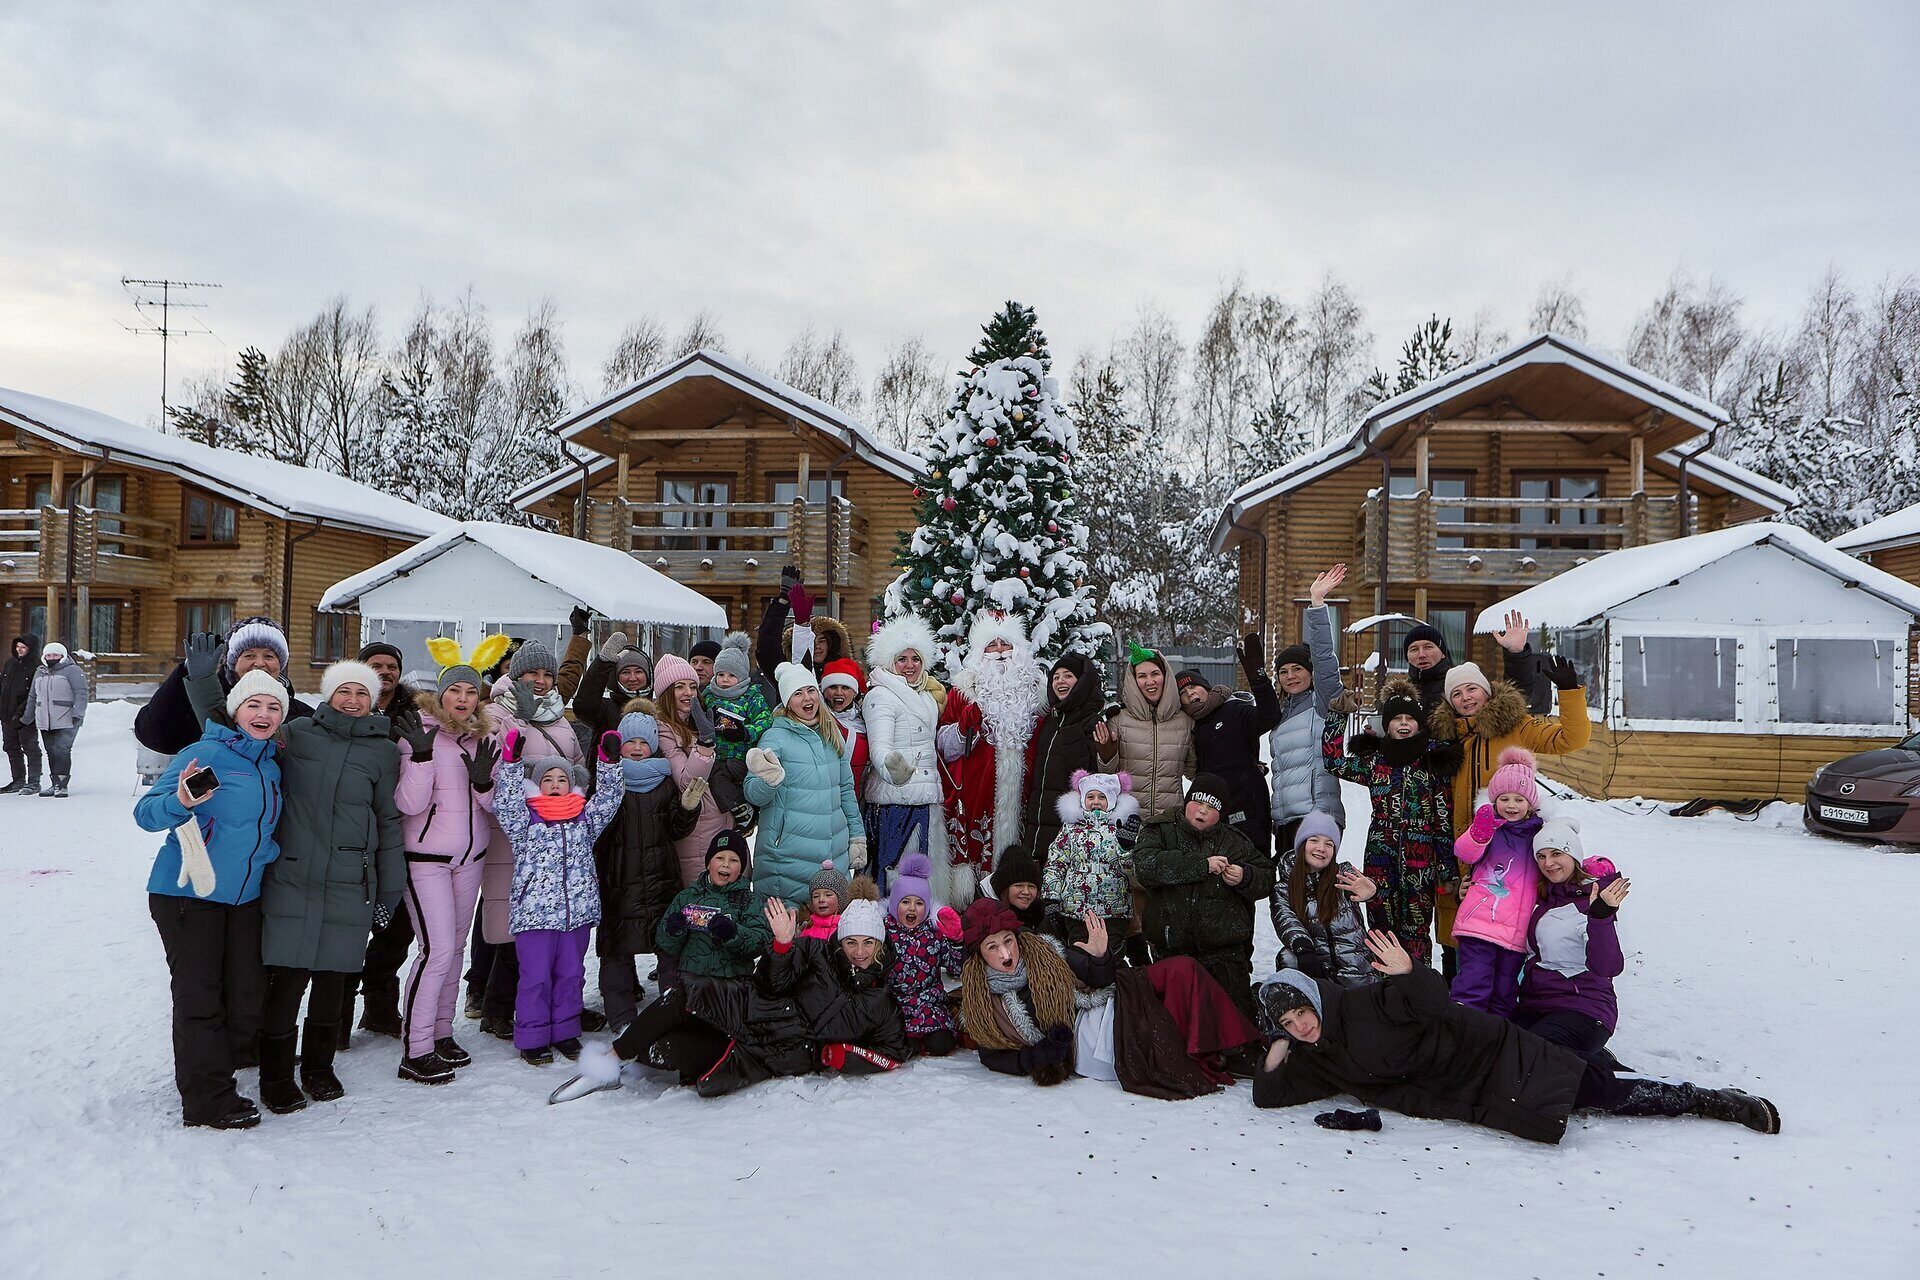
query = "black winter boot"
xmin=15 ymin=762 xmax=39 ymax=796
xmin=186 ymin=1100 xmax=262 ymax=1130
xmin=299 ymin=1020 xmax=345 ymax=1102
xmin=49 ymin=776 xmax=68 ymax=797
xmin=434 ymin=1036 xmax=471 ymax=1068
xmin=257 ymin=1032 xmax=307 ymax=1114
xmin=359 ymin=989 xmax=403 ymax=1038
xmin=399 ymin=1052 xmax=456 ymax=1085
xmin=1688 ymin=1086 xmax=1780 ymax=1134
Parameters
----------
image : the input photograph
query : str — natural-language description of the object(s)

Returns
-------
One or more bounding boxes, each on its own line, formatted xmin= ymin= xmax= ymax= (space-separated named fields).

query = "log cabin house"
xmin=0 ymin=387 xmax=450 ymax=692
xmin=512 ymin=349 xmax=922 ymax=645
xmin=1211 ymin=333 xmax=1811 ymax=799
xmin=1829 ymin=503 xmax=1920 ymax=588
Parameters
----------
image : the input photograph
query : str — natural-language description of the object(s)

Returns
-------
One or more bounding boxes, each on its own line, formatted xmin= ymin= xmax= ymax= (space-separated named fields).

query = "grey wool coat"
xmin=260 ymin=704 xmax=406 ymax=972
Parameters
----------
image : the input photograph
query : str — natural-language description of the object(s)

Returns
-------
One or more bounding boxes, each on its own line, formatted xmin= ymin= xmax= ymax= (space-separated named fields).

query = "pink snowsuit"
xmin=1451 ymin=814 xmax=1543 ymax=954
xmin=395 ymin=708 xmax=500 ymax=1058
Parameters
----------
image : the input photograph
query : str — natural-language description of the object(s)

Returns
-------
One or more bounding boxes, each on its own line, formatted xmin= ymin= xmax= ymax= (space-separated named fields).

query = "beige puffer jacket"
xmin=1095 ymin=653 xmax=1193 ymax=816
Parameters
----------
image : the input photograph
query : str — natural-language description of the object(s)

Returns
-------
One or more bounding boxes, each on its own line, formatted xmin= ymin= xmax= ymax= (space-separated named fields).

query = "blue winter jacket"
xmin=744 ymin=716 xmax=863 ymax=905
xmin=494 ymin=759 xmax=624 ymax=935
xmin=137 ymin=719 xmax=284 ymax=905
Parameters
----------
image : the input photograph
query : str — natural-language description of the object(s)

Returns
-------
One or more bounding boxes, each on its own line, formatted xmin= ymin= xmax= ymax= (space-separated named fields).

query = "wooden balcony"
xmin=1353 ymin=491 xmax=1687 ymax=587
xmin=0 ymin=506 xmax=174 ymax=588
xmin=584 ymin=497 xmax=871 ymax=591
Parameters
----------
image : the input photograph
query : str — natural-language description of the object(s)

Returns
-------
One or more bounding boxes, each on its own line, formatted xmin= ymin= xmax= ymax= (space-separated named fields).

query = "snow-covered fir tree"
xmin=1724 ymin=360 xmax=1862 ymax=540
xmin=886 ymin=302 xmax=1104 ymax=660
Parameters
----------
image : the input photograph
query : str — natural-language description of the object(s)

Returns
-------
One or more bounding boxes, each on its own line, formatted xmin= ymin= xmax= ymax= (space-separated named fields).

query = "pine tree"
xmin=885 ymin=302 xmax=1104 ymax=660
xmin=1725 ymin=361 xmax=1862 ymax=539
xmin=1364 ymin=315 xmax=1462 ymax=402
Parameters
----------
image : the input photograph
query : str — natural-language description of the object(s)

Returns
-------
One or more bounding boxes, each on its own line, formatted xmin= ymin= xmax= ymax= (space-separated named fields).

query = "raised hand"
xmin=764 ymin=897 xmax=799 ymax=946
xmin=399 ymin=719 xmax=437 ymax=762
xmin=1592 ymin=877 xmax=1631 ymax=910
xmin=1335 ymin=867 xmax=1378 ymax=902
xmin=176 ymin=759 xmax=210 ymax=809
xmin=1092 ymin=720 xmax=1115 ymax=747
xmin=598 ymin=630 xmax=630 ymax=662
xmin=1492 ymin=609 xmax=1531 ymax=654
xmin=1467 ymin=803 xmax=1502 ymax=844
xmin=935 ymin=906 xmax=962 ymax=942
xmin=1363 ymin=929 xmax=1414 ymax=976
xmin=1074 ymin=910 xmax=1109 ymax=958
xmin=185 ymin=632 xmax=225 ymax=682
xmin=499 ymin=727 xmax=524 ymax=765
xmin=1545 ymin=654 xmax=1582 ymax=690
xmin=569 ymin=605 xmax=591 ymax=636
xmin=1309 ymin=564 xmax=1347 ymax=608
xmin=467 ymin=738 xmax=500 ymax=792
xmin=596 ymin=730 xmax=622 ymax=765
xmin=1237 ymin=630 xmax=1264 ymax=675
xmin=788 ymin=579 xmax=815 ymax=624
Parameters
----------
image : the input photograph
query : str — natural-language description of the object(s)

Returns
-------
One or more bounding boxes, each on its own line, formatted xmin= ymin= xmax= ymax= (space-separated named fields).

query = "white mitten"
xmin=578 ymin=1039 xmax=623 ymax=1086
xmin=883 ymin=750 xmax=914 ymax=786
xmin=175 ymin=818 xmax=217 ymax=898
xmin=848 ymin=837 xmax=868 ymax=871
xmin=746 ymin=747 xmax=785 ymax=786
xmin=935 ymin=723 xmax=966 ymax=763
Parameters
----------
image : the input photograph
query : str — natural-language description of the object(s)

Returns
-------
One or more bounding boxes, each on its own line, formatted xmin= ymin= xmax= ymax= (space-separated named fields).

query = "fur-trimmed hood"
xmin=413 ymin=688 xmax=487 ymax=738
xmin=1056 ymin=788 xmax=1140 ymax=826
xmin=1427 ymin=679 xmax=1529 ymax=744
xmin=783 ymin=615 xmax=852 ymax=666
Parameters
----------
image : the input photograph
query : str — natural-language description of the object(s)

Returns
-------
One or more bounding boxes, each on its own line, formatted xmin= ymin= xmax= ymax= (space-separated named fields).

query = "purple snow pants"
xmin=1451 ymin=936 xmax=1524 ymax=1017
xmin=513 ymin=924 xmax=592 ymax=1050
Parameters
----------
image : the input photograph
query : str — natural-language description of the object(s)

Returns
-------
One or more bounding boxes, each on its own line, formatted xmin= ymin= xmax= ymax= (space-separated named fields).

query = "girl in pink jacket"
xmin=1449 ymin=746 xmax=1544 ymax=1018
xmin=393 ymin=638 xmax=508 ymax=1085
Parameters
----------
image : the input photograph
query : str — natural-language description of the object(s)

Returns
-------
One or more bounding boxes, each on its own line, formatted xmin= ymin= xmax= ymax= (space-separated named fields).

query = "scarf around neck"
xmin=986 ymin=960 xmax=1045 ymax=1047
xmin=511 ymin=686 xmax=566 ymax=726
xmin=620 ymin=756 xmax=673 ymax=794
xmin=528 ymin=792 xmax=586 ymax=823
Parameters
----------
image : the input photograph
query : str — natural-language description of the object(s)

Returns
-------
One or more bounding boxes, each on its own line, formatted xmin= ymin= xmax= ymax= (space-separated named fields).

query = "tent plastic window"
xmin=1624 ymin=635 xmax=1737 ymax=721
xmin=1778 ymin=638 xmax=1898 ymax=726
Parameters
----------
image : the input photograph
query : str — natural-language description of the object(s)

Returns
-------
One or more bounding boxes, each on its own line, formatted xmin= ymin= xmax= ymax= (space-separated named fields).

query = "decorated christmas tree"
xmin=885 ymin=301 xmax=1104 ymax=661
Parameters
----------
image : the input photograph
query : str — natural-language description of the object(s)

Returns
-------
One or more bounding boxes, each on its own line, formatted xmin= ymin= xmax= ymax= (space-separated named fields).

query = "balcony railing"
xmin=1354 ymin=491 xmax=1687 ymax=586
xmin=585 ymin=497 xmax=871 ymax=589
xmin=0 ymin=506 xmax=174 ymax=588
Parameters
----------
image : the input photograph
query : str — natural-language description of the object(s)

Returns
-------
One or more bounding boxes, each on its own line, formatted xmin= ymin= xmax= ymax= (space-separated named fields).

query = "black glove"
xmin=730 ymin=802 xmax=756 ymax=829
xmin=400 ymin=721 xmax=437 ymax=763
xmin=717 ymin=719 xmax=748 ymax=743
xmin=664 ymin=911 xmax=689 ymax=937
xmin=1289 ymin=946 xmax=1327 ymax=980
xmin=708 ymin=913 xmax=738 ymax=943
xmin=467 ymin=738 xmax=500 ymax=792
xmin=185 ymin=632 xmax=224 ymax=682
xmin=373 ymin=889 xmax=405 ymax=931
xmin=1314 ymin=1108 xmax=1382 ymax=1132
xmin=569 ymin=605 xmax=590 ymax=636
xmin=1545 ymin=655 xmax=1582 ymax=690
xmin=1019 ymin=1025 xmax=1074 ymax=1072
xmin=1237 ymin=631 xmax=1264 ymax=676
xmin=1348 ymin=731 xmax=1382 ymax=757
xmin=1116 ymin=812 xmax=1144 ymax=848
xmin=779 ymin=564 xmax=802 ymax=602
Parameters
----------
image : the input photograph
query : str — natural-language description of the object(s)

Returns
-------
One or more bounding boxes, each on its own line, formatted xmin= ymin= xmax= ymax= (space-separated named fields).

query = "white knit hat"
xmin=837 ymin=897 xmax=886 ymax=942
xmin=1533 ymin=815 xmax=1585 ymax=861
xmin=775 ymin=661 xmax=819 ymax=707
xmin=225 ymin=667 xmax=291 ymax=718
xmin=319 ymin=660 xmax=382 ymax=704
xmin=1442 ymin=661 xmax=1491 ymax=701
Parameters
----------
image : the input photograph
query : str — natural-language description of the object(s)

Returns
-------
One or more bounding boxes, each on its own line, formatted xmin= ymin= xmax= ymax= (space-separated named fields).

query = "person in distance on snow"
xmin=22 ymin=639 xmax=88 ymax=796
xmin=136 ymin=669 xmax=290 ymax=1130
xmin=1515 ymin=816 xmax=1630 ymax=1065
xmin=862 ymin=614 xmax=949 ymax=902
xmin=1264 ymin=566 xmax=1347 ymax=858
xmin=573 ymin=621 xmax=654 ymax=744
xmin=1 ymin=632 xmax=42 ymax=794
xmin=743 ymin=662 xmax=866 ymax=906
xmin=1253 ymin=930 xmax=1779 ymax=1143
xmin=937 ymin=611 xmax=1048 ymax=902
xmin=698 ymin=631 xmax=773 ymax=830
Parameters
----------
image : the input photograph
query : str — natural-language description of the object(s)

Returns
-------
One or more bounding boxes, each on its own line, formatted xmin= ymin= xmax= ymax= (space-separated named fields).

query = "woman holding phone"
xmin=136 ymin=669 xmax=290 ymax=1130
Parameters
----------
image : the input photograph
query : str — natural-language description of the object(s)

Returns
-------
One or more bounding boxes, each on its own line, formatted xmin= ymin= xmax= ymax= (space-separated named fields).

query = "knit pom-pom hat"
xmin=1486 ymin=745 xmax=1540 ymax=813
xmin=712 ymin=632 xmax=752 ymax=682
xmin=807 ymin=859 xmax=851 ymax=910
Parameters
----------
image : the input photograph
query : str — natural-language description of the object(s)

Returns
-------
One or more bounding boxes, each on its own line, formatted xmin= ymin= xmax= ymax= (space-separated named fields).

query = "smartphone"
xmin=185 ymin=768 xmax=221 ymax=800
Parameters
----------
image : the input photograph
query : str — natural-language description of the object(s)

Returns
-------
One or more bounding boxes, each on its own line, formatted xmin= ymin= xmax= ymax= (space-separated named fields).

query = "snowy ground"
xmin=4 ymin=702 xmax=1916 ymax=1277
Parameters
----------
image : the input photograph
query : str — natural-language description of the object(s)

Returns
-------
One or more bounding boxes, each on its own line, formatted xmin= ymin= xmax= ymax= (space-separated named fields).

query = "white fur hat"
xmin=868 ymin=613 xmax=938 ymax=675
xmin=837 ymin=897 xmax=886 ymax=942
xmin=319 ymin=660 xmax=382 ymax=705
xmin=962 ymin=610 xmax=1032 ymax=670
xmin=225 ymin=667 xmax=291 ymax=718
xmin=775 ymin=661 xmax=819 ymax=707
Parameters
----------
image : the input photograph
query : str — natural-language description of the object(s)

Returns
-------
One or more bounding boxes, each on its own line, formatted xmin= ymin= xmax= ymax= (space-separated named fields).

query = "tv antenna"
xmin=121 ymin=277 xmax=221 ymax=425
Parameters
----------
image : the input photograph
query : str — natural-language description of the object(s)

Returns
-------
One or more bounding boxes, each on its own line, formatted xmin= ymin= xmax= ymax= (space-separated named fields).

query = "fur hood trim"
xmin=1427 ymin=679 xmax=1529 ymax=743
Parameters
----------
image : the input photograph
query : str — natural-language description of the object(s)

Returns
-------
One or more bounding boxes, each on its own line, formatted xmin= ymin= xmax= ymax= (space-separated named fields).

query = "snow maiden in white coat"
xmin=936 ymin=611 xmax=1046 ymax=902
xmin=862 ymin=615 xmax=950 ymax=899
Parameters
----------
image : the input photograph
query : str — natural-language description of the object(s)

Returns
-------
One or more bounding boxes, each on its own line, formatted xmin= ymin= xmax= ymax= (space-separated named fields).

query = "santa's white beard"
xmin=968 ymin=657 xmax=1045 ymax=750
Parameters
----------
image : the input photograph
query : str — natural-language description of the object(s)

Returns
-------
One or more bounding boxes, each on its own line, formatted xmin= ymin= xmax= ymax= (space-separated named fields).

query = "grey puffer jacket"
xmin=1269 ymin=853 xmax=1374 ymax=987
xmin=26 ymin=655 xmax=88 ymax=731
xmin=1265 ymin=606 xmax=1344 ymax=827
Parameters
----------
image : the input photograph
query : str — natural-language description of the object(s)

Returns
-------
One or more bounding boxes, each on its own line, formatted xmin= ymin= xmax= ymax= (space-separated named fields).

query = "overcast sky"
xmin=2 ymin=1 xmax=1915 ymax=426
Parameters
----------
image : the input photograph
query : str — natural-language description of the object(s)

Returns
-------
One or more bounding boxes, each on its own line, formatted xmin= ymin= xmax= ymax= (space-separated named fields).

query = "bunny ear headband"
xmin=426 ymin=634 xmax=513 ymax=681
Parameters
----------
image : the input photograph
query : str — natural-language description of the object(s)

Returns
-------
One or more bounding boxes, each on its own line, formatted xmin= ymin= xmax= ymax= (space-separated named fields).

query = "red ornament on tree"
xmin=912 ymin=486 xmax=923 ymax=498
xmin=1046 ymin=520 xmax=1059 ymax=533
xmin=981 ymin=434 xmax=999 ymax=448
xmin=940 ymin=495 xmax=957 ymax=511
xmin=1019 ymin=567 xmax=1030 ymax=578
xmin=949 ymin=591 xmax=965 ymax=606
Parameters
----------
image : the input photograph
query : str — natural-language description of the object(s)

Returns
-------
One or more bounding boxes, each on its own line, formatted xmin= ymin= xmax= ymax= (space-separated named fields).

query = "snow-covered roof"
xmin=0 ymin=386 xmax=451 ymax=540
xmin=320 ymin=520 xmax=728 ymax=629
xmin=513 ymin=348 xmax=923 ymax=509
xmin=1209 ymin=332 xmax=1798 ymax=553
xmin=1829 ymin=502 xmax=1920 ymax=554
xmin=1471 ymin=522 xmax=1920 ymax=630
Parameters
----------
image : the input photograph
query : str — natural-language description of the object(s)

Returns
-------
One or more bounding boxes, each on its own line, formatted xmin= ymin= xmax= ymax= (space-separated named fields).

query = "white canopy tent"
xmin=320 ymin=522 xmax=728 ymax=676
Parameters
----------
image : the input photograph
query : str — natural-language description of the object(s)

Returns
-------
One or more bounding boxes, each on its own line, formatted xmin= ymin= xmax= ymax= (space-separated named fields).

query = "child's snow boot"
xmin=399 ymin=1052 xmax=456 ymax=1085
xmin=433 ymin=1036 xmax=471 ymax=1068
xmin=299 ymin=1020 xmax=345 ymax=1102
xmin=258 ymin=1031 xmax=307 ymax=1114
xmin=521 ymin=1046 xmax=554 ymax=1066
xmin=552 ymin=1037 xmax=582 ymax=1061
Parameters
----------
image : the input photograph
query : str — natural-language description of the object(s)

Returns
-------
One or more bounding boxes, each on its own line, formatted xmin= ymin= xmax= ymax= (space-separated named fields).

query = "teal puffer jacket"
xmin=744 ymin=716 xmax=862 ymax=905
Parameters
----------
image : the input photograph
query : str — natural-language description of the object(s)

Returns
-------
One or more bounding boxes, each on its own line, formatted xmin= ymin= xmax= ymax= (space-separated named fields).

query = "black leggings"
xmin=263 ymin=967 xmax=348 ymax=1038
xmin=612 ymin=985 xmax=729 ymax=1083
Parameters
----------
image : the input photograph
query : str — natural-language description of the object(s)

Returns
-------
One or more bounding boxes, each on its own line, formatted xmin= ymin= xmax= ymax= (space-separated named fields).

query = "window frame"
xmin=179 ymin=486 xmax=240 ymax=548
xmin=312 ymin=610 xmax=352 ymax=667
xmin=1388 ymin=469 xmax=1475 ymax=549
xmin=656 ymin=473 xmax=732 ymax=552
xmin=1511 ymin=470 xmax=1607 ymax=551
xmin=175 ymin=599 xmax=238 ymax=655
xmin=764 ymin=472 xmax=848 ymax=556
xmin=1769 ymin=629 xmax=1911 ymax=735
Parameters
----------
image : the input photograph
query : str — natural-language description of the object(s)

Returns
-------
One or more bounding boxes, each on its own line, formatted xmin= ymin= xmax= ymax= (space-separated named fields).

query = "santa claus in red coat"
xmin=936 ymin=612 xmax=1046 ymax=899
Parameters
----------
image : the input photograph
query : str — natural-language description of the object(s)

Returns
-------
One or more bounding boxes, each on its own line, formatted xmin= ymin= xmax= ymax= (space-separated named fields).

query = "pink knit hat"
xmin=1485 ymin=745 xmax=1539 ymax=812
xmin=653 ymin=653 xmax=699 ymax=691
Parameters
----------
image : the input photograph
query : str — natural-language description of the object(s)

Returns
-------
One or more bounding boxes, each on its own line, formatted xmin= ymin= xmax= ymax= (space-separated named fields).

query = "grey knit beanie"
xmin=713 ymin=631 xmax=752 ymax=682
xmin=508 ymin=638 xmax=558 ymax=681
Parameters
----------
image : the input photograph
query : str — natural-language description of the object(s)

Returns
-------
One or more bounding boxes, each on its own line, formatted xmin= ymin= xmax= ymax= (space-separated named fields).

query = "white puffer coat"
xmin=863 ymin=616 xmax=945 ymax=808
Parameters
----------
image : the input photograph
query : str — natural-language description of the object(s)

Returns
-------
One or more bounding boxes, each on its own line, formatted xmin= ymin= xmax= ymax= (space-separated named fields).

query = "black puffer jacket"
xmin=1013 ymin=653 xmax=1105 ymax=866
xmin=1185 ymin=675 xmax=1282 ymax=832
xmin=595 ymin=782 xmax=700 ymax=957
xmin=1409 ymin=644 xmax=1546 ymax=714
xmin=143 ymin=661 xmax=314 ymax=756
xmin=1 ymin=634 xmax=40 ymax=723
xmin=1252 ymin=967 xmax=1589 ymax=1145
xmin=685 ymin=936 xmax=908 ymax=1094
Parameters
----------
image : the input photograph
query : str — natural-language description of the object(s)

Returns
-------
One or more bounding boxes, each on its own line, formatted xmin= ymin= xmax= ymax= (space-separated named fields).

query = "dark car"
xmin=1804 ymin=733 xmax=1920 ymax=842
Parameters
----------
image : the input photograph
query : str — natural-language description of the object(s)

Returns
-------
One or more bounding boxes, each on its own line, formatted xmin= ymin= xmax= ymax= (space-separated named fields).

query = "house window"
xmin=176 ymin=600 xmax=236 ymax=651
xmin=658 ymin=476 xmax=730 ymax=552
xmin=767 ymin=475 xmax=848 ymax=555
xmin=1621 ymin=635 xmax=1738 ymax=722
xmin=1515 ymin=474 xmax=1603 ymax=550
xmin=1777 ymin=638 xmax=1900 ymax=726
xmin=1389 ymin=472 xmax=1472 ymax=549
xmin=20 ymin=600 xmax=122 ymax=653
xmin=181 ymin=489 xmax=239 ymax=546
xmin=313 ymin=612 xmax=351 ymax=665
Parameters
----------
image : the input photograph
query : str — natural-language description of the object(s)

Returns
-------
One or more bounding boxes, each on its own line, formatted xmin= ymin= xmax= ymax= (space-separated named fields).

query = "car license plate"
xmin=1819 ymin=804 xmax=1870 ymax=824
